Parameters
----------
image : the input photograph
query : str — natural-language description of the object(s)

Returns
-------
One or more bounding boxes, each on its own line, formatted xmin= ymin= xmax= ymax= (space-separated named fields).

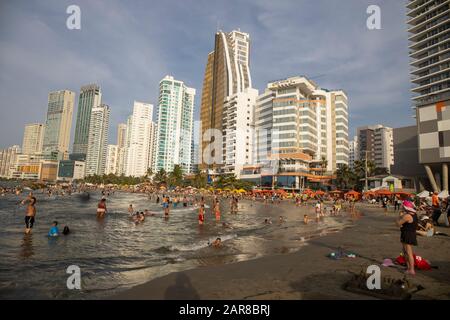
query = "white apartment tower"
xmin=42 ymin=90 xmax=75 ymax=158
xmin=105 ymin=144 xmax=119 ymax=175
xmin=116 ymin=123 xmax=127 ymax=175
xmin=124 ymin=101 xmax=154 ymax=177
xmin=222 ymin=88 xmax=259 ymax=177
xmin=154 ymin=76 xmax=195 ymax=173
xmin=85 ymin=104 xmax=110 ymax=176
xmin=255 ymin=76 xmax=349 ymax=173
xmin=22 ymin=123 xmax=45 ymax=155
xmin=349 ymin=136 xmax=359 ymax=169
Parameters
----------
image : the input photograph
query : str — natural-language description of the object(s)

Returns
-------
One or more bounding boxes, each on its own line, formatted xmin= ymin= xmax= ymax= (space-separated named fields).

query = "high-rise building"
xmin=357 ymin=125 xmax=394 ymax=170
xmin=407 ymin=0 xmax=450 ymax=192
xmin=0 ymin=145 xmax=20 ymax=178
xmin=85 ymin=104 xmax=110 ymax=176
xmin=255 ymin=76 xmax=349 ymax=173
xmin=200 ymin=29 xmax=252 ymax=170
xmin=148 ymin=122 xmax=157 ymax=172
xmin=105 ymin=144 xmax=119 ymax=175
xmin=222 ymin=88 xmax=259 ymax=177
xmin=349 ymin=136 xmax=359 ymax=169
xmin=22 ymin=123 xmax=45 ymax=155
xmin=42 ymin=90 xmax=75 ymax=158
xmin=124 ymin=101 xmax=153 ymax=177
xmin=117 ymin=123 xmax=127 ymax=149
xmin=154 ymin=75 xmax=195 ymax=173
xmin=116 ymin=123 xmax=127 ymax=176
xmin=72 ymin=84 xmax=102 ymax=159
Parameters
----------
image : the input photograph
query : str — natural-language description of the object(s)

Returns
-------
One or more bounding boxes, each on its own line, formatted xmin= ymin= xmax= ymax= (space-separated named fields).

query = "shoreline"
xmin=111 ymin=204 xmax=450 ymax=300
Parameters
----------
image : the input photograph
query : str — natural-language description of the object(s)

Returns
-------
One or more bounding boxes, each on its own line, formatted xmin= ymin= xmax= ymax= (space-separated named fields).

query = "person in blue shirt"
xmin=48 ymin=221 xmax=59 ymax=237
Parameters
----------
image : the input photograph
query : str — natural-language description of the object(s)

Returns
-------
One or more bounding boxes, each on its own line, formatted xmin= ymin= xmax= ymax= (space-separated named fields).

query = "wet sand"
xmin=112 ymin=202 xmax=450 ymax=300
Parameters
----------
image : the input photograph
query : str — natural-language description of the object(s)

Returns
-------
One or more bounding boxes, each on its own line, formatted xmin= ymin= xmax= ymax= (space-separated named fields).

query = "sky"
xmin=0 ymin=0 xmax=414 ymax=149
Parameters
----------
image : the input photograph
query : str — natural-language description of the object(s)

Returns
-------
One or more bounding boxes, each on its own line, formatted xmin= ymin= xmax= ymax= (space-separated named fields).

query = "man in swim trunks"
xmin=21 ymin=192 xmax=37 ymax=234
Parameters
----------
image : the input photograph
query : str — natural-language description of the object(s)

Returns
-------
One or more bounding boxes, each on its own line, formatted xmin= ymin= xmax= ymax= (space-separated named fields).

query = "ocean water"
xmin=0 ymin=190 xmax=352 ymax=299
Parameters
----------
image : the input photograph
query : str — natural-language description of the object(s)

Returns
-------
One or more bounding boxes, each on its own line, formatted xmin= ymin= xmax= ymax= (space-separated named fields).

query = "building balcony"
xmin=408 ymin=26 xmax=450 ymax=50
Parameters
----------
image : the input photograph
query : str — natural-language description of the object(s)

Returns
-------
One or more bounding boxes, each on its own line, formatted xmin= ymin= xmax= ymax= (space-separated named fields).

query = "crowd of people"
xmin=4 ymin=182 xmax=450 ymax=276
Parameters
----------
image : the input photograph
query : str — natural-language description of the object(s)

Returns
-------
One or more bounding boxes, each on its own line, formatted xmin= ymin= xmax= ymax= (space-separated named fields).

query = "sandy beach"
xmin=112 ymin=202 xmax=450 ymax=300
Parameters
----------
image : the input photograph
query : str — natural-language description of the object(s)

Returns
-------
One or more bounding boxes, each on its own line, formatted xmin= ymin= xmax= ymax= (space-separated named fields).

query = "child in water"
xmin=48 ymin=221 xmax=59 ymax=237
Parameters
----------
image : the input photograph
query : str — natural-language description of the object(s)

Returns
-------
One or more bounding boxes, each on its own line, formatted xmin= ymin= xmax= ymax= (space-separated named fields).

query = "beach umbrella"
xmin=315 ymin=190 xmax=325 ymax=196
xmin=375 ymin=189 xmax=392 ymax=196
xmin=416 ymin=190 xmax=430 ymax=198
xmin=438 ymin=190 xmax=449 ymax=199
xmin=394 ymin=191 xmax=414 ymax=199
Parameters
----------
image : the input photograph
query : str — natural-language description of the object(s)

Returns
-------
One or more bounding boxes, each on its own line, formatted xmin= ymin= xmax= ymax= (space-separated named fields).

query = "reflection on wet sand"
xmin=20 ymin=234 xmax=34 ymax=258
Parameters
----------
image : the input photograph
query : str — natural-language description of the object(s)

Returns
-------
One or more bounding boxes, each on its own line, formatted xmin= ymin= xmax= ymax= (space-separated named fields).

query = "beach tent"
xmin=345 ymin=190 xmax=360 ymax=199
xmin=416 ymin=190 xmax=430 ymax=198
xmin=438 ymin=190 xmax=449 ymax=199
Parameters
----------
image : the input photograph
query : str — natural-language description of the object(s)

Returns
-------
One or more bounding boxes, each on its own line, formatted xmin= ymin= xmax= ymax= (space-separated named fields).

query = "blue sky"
xmin=0 ymin=0 xmax=414 ymax=149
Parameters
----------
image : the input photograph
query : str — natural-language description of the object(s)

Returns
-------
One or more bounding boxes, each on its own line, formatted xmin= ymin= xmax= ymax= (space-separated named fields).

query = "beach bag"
xmin=395 ymin=254 xmax=431 ymax=270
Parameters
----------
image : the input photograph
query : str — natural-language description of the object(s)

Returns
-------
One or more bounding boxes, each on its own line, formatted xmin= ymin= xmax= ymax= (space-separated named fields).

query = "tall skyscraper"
xmin=22 ymin=123 xmax=45 ymax=155
xmin=154 ymin=75 xmax=195 ymax=173
xmin=116 ymin=123 xmax=127 ymax=175
xmin=148 ymin=122 xmax=157 ymax=172
xmin=200 ymin=29 xmax=252 ymax=170
xmin=0 ymin=145 xmax=20 ymax=178
xmin=72 ymin=84 xmax=102 ymax=159
xmin=85 ymin=104 xmax=110 ymax=176
xmin=105 ymin=144 xmax=119 ymax=175
xmin=117 ymin=123 xmax=127 ymax=149
xmin=222 ymin=88 xmax=259 ymax=177
xmin=42 ymin=90 xmax=75 ymax=158
xmin=255 ymin=76 xmax=349 ymax=173
xmin=357 ymin=125 xmax=394 ymax=170
xmin=124 ymin=101 xmax=153 ymax=177
xmin=348 ymin=136 xmax=359 ymax=169
xmin=407 ymin=0 xmax=450 ymax=192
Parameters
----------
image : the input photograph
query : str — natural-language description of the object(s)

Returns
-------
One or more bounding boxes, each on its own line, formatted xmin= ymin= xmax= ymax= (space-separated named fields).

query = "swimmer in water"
xmin=48 ymin=221 xmax=59 ymax=237
xmin=21 ymin=192 xmax=37 ymax=234
xmin=128 ymin=204 xmax=134 ymax=216
xmin=163 ymin=196 xmax=170 ymax=218
xmin=214 ymin=200 xmax=221 ymax=221
xmin=279 ymin=216 xmax=285 ymax=223
xmin=264 ymin=218 xmax=272 ymax=225
xmin=303 ymin=214 xmax=309 ymax=225
xmin=211 ymin=237 xmax=222 ymax=248
xmin=198 ymin=204 xmax=205 ymax=225
xmin=97 ymin=198 xmax=107 ymax=218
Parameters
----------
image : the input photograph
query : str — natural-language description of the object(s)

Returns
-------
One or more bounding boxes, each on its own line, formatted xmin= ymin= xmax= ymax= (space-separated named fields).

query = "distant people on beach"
xmin=417 ymin=215 xmax=434 ymax=237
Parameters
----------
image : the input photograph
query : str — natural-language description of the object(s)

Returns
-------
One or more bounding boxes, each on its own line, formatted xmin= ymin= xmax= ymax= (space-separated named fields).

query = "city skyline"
xmin=0 ymin=0 xmax=414 ymax=149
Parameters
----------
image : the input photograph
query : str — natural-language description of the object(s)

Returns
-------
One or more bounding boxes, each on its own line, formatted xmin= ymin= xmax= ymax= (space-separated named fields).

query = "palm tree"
xmin=168 ymin=165 xmax=183 ymax=187
xmin=153 ymin=168 xmax=167 ymax=186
